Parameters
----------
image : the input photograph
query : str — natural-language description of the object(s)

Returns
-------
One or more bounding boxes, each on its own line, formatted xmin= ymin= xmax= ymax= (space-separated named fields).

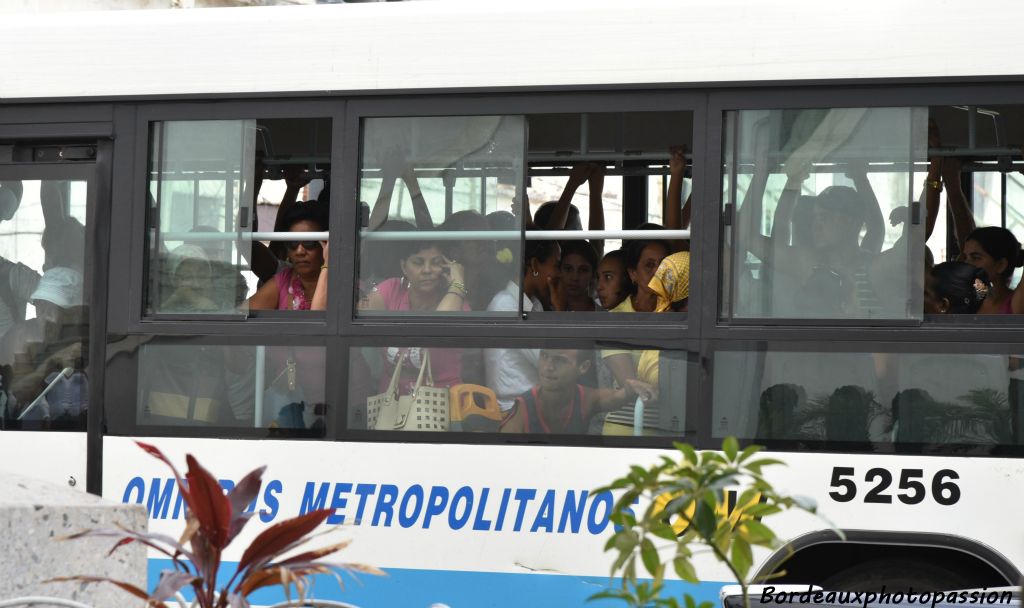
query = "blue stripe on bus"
xmin=149 ymin=558 xmax=727 ymax=607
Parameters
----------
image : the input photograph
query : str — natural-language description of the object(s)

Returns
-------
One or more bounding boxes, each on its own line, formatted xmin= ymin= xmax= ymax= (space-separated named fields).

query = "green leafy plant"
xmin=50 ymin=441 xmax=382 ymax=607
xmin=592 ymin=437 xmax=828 ymax=608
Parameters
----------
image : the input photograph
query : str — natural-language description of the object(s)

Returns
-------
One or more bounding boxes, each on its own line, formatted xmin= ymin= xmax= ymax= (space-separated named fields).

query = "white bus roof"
xmin=1 ymin=0 xmax=1022 ymax=101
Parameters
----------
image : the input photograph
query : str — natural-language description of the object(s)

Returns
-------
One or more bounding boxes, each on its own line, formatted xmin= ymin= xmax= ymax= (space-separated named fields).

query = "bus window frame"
xmin=342 ymin=91 xmax=707 ymax=343
xmin=703 ymin=83 xmax=1024 ymax=343
xmin=117 ymin=100 xmax=344 ymax=336
xmin=699 ymin=337 xmax=1024 ymax=457
xmin=103 ymin=332 xmax=336 ymax=441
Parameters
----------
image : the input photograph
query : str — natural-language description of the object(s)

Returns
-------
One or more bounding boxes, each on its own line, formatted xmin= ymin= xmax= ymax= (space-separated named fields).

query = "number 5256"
xmin=828 ymin=466 xmax=960 ymax=506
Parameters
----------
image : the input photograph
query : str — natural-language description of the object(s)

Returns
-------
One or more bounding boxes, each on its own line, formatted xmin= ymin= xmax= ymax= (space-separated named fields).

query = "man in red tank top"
xmin=500 ymin=349 xmax=657 ymax=434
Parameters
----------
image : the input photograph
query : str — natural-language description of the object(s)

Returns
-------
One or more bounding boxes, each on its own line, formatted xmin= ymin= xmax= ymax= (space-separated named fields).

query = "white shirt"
xmin=485 ymin=281 xmax=542 ymax=411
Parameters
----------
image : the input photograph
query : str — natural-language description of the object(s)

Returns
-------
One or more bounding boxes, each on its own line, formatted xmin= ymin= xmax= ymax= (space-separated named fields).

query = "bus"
xmin=1 ymin=1 xmax=1023 ymax=605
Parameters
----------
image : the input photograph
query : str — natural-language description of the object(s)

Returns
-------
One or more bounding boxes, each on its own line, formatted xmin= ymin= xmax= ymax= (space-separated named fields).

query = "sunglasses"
xmin=285 ymin=240 xmax=322 ymax=251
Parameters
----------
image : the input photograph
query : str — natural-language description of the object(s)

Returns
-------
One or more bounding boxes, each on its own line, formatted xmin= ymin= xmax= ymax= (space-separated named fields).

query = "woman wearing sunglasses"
xmin=248 ymin=202 xmax=328 ymax=311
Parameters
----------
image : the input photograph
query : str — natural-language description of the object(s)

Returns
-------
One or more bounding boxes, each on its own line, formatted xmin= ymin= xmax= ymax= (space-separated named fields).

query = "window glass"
xmin=713 ymin=347 xmax=1022 ymax=452
xmin=146 ymin=117 xmax=331 ymax=317
xmin=131 ymin=341 xmax=326 ymax=434
xmin=356 ymin=116 xmax=525 ymax=317
xmin=721 ymin=107 xmax=927 ymax=321
xmin=347 ymin=344 xmax=689 ymax=436
xmin=0 ymin=180 xmax=89 ymax=430
xmin=147 ymin=120 xmax=255 ymax=316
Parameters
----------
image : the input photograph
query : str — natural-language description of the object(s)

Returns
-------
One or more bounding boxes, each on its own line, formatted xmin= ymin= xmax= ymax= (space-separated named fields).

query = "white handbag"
xmin=367 ymin=350 xmax=449 ymax=431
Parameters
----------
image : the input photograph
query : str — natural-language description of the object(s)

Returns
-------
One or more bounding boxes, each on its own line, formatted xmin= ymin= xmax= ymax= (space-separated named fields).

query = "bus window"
xmin=0 ymin=180 xmax=89 ymax=430
xmin=721 ymin=107 xmax=926 ymax=321
xmin=354 ymin=115 xmax=524 ymax=317
xmin=351 ymin=111 xmax=693 ymax=317
xmin=713 ymin=346 xmax=1019 ymax=453
xmin=146 ymin=117 xmax=331 ymax=317
xmin=526 ymin=111 xmax=693 ymax=315
xmin=125 ymin=340 xmax=326 ymax=434
xmin=347 ymin=344 xmax=689 ymax=437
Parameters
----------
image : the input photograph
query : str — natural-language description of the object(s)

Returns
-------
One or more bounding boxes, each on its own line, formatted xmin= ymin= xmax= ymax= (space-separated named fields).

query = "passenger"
xmin=596 ymin=249 xmax=630 ymax=311
xmin=533 ymin=163 xmax=606 ymax=256
xmin=0 ymin=182 xmax=41 ymax=338
xmin=560 ymin=240 xmax=600 ymax=312
xmin=485 ymin=240 xmax=563 ymax=411
xmin=960 ymin=227 xmax=1024 ymax=314
xmin=360 ymin=238 xmax=469 ymax=314
xmin=248 ymin=202 xmax=329 ymax=311
xmin=618 ymin=236 xmax=671 ymax=313
xmin=925 ymin=261 xmax=987 ymax=315
xmin=499 ymin=348 xmax=656 ymax=434
xmin=439 ymin=210 xmax=505 ymax=311
xmin=597 ymin=236 xmax=670 ymax=433
xmin=741 ymin=156 xmax=888 ymax=317
xmin=636 ymin=252 xmax=691 ymax=386
xmin=649 ymin=251 xmax=691 ymax=314
xmin=161 ymin=245 xmax=218 ymax=313
xmin=0 ymin=267 xmax=87 ymax=420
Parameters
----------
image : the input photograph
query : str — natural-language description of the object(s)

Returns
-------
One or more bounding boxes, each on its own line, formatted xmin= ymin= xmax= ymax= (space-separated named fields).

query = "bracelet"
xmin=926 ymin=178 xmax=942 ymax=192
xmin=321 ymin=264 xmax=328 ymax=270
xmin=448 ymin=281 xmax=466 ymax=293
xmin=446 ymin=290 xmax=466 ymax=298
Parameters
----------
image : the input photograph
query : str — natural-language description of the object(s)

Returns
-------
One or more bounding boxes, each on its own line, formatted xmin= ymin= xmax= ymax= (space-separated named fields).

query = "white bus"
xmin=1 ymin=1 xmax=1023 ymax=605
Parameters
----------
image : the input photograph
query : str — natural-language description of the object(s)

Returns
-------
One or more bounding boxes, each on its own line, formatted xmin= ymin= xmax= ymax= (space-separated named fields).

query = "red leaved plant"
xmin=50 ymin=441 xmax=383 ymax=607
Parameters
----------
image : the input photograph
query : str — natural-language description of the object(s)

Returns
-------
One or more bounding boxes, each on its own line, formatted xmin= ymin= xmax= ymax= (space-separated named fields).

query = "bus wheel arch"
xmin=757 ymin=530 xmax=1018 ymax=592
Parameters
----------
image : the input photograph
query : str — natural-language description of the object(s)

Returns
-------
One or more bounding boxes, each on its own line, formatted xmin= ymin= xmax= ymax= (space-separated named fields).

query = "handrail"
xmin=159 ymin=229 xmax=691 ymax=242
xmin=359 ymin=229 xmax=690 ymax=241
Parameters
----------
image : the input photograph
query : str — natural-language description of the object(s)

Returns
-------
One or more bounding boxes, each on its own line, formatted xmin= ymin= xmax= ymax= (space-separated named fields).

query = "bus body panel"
xmin=2 ymin=1 xmax=1023 ymax=101
xmin=0 ymin=430 xmax=87 ymax=491
xmin=103 ymin=436 xmax=1018 ymax=606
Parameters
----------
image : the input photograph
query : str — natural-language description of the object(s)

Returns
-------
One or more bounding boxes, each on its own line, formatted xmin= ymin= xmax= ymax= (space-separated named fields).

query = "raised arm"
xmin=737 ymin=160 xmax=784 ymax=262
xmin=941 ymin=158 xmax=976 ymax=251
xmin=665 ymin=146 xmax=688 ymax=252
xmin=311 ymin=240 xmax=329 ymax=311
xmin=400 ymin=169 xmax=435 ymax=230
xmin=269 ymin=166 xmax=312 ymax=259
xmin=367 ymin=153 xmax=404 ymax=230
xmin=848 ymin=165 xmax=885 ymax=253
xmin=543 ymin=164 xmax=591 ymax=230
xmin=39 ymin=181 xmax=67 ymax=226
xmin=918 ymin=155 xmax=942 ymax=240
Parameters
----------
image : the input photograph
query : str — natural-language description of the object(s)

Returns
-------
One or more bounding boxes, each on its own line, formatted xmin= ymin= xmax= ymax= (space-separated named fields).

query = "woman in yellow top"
xmin=637 ymin=251 xmax=690 ymax=386
xmin=602 ymin=251 xmax=690 ymax=435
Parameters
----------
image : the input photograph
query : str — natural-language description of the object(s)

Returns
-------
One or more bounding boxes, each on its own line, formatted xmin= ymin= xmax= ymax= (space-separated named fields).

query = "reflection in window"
xmin=721 ymin=107 xmax=927 ymax=320
xmin=136 ymin=343 xmax=326 ymax=434
xmin=0 ymin=180 xmax=89 ymax=430
xmin=713 ymin=349 xmax=1021 ymax=451
xmin=348 ymin=345 xmax=687 ymax=436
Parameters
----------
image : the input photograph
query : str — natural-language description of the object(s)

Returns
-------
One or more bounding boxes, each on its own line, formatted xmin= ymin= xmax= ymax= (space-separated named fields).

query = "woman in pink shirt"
xmin=314 ymin=237 xmax=470 ymax=393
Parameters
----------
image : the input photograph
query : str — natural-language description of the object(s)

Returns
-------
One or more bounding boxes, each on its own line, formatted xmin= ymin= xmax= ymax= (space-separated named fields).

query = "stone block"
xmin=0 ymin=472 xmax=148 ymax=606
